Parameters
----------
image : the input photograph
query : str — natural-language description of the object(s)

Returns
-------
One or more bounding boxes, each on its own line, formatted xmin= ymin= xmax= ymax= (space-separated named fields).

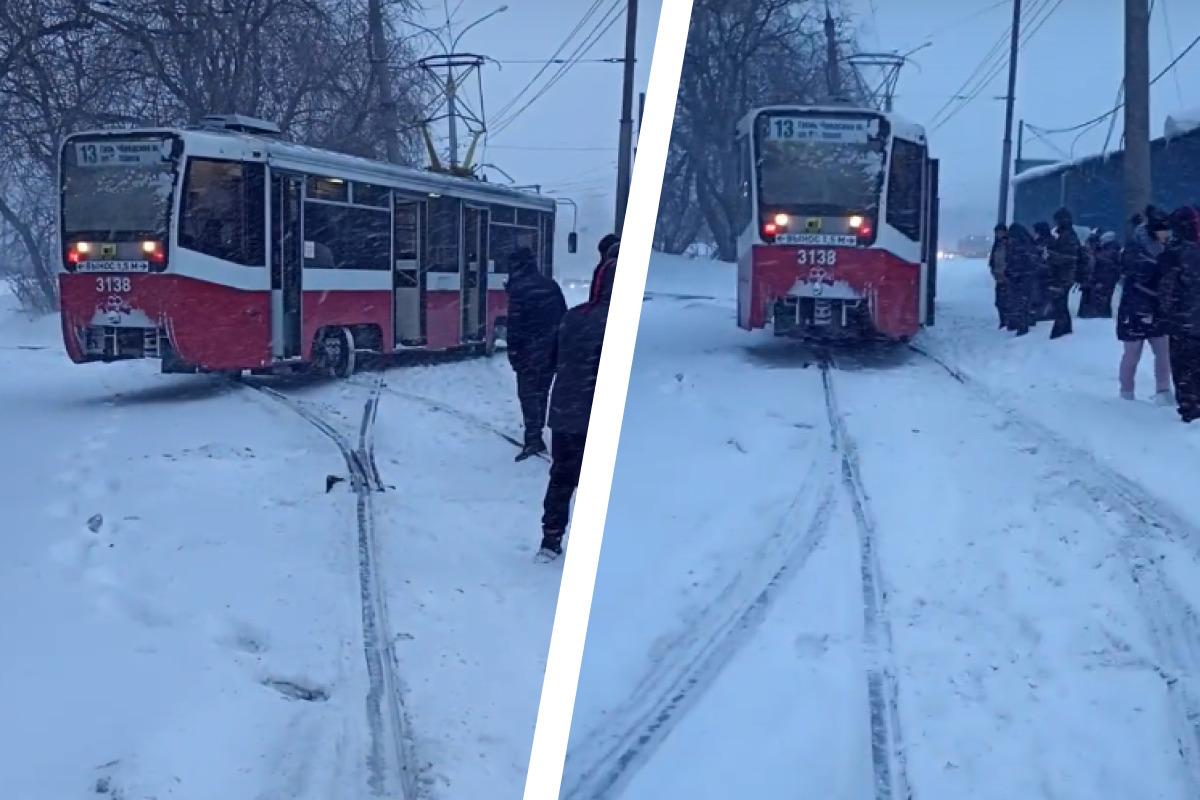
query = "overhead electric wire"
xmin=1027 ymin=30 xmax=1200 ymax=135
xmin=925 ymin=0 xmax=1045 ymax=130
xmin=930 ymin=0 xmax=1066 ymax=133
xmin=489 ymin=0 xmax=607 ymax=124
xmin=489 ymin=0 xmax=623 ymax=135
xmin=1160 ymin=0 xmax=1186 ymax=105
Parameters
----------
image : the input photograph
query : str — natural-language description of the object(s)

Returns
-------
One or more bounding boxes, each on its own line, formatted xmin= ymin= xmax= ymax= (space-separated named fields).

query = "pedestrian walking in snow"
xmin=504 ymin=246 xmax=567 ymax=461
xmin=1117 ymin=207 xmax=1173 ymax=403
xmin=1047 ymin=208 xmax=1085 ymax=339
xmin=1160 ymin=206 xmax=1200 ymax=423
xmin=589 ymin=233 xmax=620 ymax=303
xmin=1005 ymin=224 xmax=1039 ymax=336
xmin=1077 ymin=229 xmax=1105 ymax=318
xmin=537 ymin=239 xmax=618 ymax=561
xmin=1033 ymin=221 xmax=1055 ymax=321
xmin=989 ymin=224 xmax=1010 ymax=330
xmin=1089 ymin=231 xmax=1121 ymax=319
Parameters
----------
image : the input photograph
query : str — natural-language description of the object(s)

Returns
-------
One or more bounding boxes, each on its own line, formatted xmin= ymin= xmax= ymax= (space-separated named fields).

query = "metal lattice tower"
xmin=845 ymin=52 xmax=911 ymax=112
xmin=418 ymin=53 xmax=488 ymax=176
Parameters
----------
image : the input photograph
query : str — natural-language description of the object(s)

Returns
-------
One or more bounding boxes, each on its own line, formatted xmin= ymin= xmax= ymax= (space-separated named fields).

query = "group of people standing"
xmin=503 ymin=234 xmax=620 ymax=561
xmin=989 ymin=204 xmax=1200 ymax=424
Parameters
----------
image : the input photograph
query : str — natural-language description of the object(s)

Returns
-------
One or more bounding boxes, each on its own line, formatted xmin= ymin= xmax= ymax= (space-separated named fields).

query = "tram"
xmin=734 ymin=105 xmax=940 ymax=341
xmin=57 ymin=114 xmax=566 ymax=377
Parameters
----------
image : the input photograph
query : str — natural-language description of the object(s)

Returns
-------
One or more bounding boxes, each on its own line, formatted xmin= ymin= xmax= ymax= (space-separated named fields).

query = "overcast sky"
xmin=408 ymin=0 xmax=662 ymax=276
xmin=847 ymin=0 xmax=1200 ymax=233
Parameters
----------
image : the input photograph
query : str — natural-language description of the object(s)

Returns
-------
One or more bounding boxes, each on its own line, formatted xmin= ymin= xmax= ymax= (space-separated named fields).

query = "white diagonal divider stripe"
xmin=520 ymin=2 xmax=694 ymax=798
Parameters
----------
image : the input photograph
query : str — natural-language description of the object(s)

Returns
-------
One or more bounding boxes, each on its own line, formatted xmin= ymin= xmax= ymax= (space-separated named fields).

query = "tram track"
xmin=905 ymin=343 xmax=1200 ymax=794
xmin=819 ymin=353 xmax=913 ymax=800
xmin=241 ymin=375 xmax=421 ymax=799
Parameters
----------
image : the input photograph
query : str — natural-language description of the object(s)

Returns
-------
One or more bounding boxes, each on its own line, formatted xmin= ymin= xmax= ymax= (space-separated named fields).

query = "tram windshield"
xmin=754 ymin=113 xmax=885 ymax=217
xmin=61 ymin=136 xmax=177 ymax=240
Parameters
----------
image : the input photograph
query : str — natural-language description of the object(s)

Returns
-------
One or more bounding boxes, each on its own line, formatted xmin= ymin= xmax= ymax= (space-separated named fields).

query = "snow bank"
xmin=1165 ymin=108 xmax=1200 ymax=138
xmin=644 ymin=252 xmax=736 ymax=300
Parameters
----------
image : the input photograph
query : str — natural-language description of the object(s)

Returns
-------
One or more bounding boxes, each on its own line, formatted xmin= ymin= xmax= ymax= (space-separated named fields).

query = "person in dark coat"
xmin=1089 ymin=231 xmax=1121 ymax=319
xmin=1077 ymin=229 xmax=1105 ymax=317
xmin=538 ymin=241 xmax=618 ymax=559
xmin=589 ymin=234 xmax=620 ymax=303
xmin=1159 ymin=206 xmax=1200 ymax=422
xmin=1046 ymin=208 xmax=1085 ymax=338
xmin=505 ymin=246 xmax=567 ymax=461
xmin=1117 ymin=207 xmax=1172 ymax=402
xmin=989 ymin=224 xmax=1010 ymax=329
xmin=1005 ymin=223 xmax=1039 ymax=336
xmin=1033 ymin=221 xmax=1055 ymax=320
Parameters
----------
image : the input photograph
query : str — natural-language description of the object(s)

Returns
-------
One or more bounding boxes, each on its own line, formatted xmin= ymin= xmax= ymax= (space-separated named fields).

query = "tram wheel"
xmin=318 ymin=327 xmax=356 ymax=378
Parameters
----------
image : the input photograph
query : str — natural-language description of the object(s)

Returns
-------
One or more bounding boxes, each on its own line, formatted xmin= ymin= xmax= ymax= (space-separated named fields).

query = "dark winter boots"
xmin=536 ymin=529 xmax=564 ymax=562
xmin=515 ymin=438 xmax=548 ymax=462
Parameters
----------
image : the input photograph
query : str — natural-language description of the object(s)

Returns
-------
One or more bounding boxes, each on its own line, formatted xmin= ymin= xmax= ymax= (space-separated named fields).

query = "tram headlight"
xmin=141 ymin=240 xmax=157 ymax=254
xmin=75 ymin=241 xmax=91 ymax=254
xmin=848 ymin=215 xmax=865 ymax=229
xmin=773 ymin=213 xmax=790 ymax=228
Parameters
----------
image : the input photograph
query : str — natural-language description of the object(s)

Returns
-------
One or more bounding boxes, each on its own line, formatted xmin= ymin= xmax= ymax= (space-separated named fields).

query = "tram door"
xmin=462 ymin=206 xmax=490 ymax=342
xmin=270 ymin=172 xmax=303 ymax=359
xmin=393 ymin=198 xmax=424 ymax=346
xmin=921 ymin=157 xmax=941 ymax=326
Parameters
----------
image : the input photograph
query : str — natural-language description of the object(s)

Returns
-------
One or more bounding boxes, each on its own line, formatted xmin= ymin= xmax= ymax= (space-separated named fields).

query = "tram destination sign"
xmin=74 ymin=140 xmax=170 ymax=168
xmin=777 ymin=233 xmax=858 ymax=246
xmin=765 ymin=117 xmax=871 ymax=144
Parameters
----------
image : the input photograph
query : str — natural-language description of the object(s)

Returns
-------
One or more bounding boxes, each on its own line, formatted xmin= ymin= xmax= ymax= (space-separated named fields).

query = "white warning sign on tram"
xmin=74 ymin=140 xmax=170 ymax=168
xmin=765 ymin=117 xmax=871 ymax=144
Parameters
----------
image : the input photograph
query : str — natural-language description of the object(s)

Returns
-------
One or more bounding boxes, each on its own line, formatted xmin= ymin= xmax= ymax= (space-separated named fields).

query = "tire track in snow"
xmin=243 ymin=376 xmax=420 ymax=799
xmin=819 ymin=355 xmax=913 ymax=800
xmin=908 ymin=344 xmax=1200 ymax=795
xmin=561 ymin=456 xmax=839 ymax=800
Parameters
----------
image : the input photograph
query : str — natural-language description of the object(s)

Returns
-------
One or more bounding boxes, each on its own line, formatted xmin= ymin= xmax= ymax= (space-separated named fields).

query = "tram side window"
xmin=394 ymin=204 xmax=419 ymax=261
xmin=887 ymin=138 xmax=925 ymax=241
xmin=426 ymin=197 xmax=461 ymax=274
xmin=736 ymin=135 xmax=753 ymax=231
xmin=303 ymin=202 xmax=390 ymax=270
xmin=540 ymin=212 xmax=555 ymax=277
xmin=179 ymin=158 xmax=265 ymax=266
xmin=307 ymin=176 xmax=348 ymax=202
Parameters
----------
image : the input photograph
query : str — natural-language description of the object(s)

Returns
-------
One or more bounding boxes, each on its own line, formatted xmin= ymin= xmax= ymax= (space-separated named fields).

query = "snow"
xmin=562 ymin=253 xmax=1200 ymax=799
xmin=1165 ymin=109 xmax=1200 ymax=138
xmin=0 ymin=284 xmax=587 ymax=798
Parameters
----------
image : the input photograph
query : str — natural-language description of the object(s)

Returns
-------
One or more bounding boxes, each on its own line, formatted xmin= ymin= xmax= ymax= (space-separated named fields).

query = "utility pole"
xmin=614 ymin=0 xmax=637 ymax=235
xmin=367 ymin=0 xmax=402 ymax=163
xmin=995 ymin=0 xmax=1021 ymax=227
xmin=824 ymin=2 xmax=842 ymax=101
xmin=1124 ymin=0 xmax=1151 ymax=225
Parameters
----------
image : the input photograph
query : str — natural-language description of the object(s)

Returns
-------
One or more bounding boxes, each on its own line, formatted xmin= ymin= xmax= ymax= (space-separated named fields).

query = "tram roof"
xmin=64 ymin=126 xmax=557 ymax=212
xmin=736 ymin=104 xmax=927 ymax=144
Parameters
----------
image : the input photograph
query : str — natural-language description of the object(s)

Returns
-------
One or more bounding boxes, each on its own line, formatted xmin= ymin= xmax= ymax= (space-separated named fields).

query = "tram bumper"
xmin=772 ymin=279 xmax=868 ymax=339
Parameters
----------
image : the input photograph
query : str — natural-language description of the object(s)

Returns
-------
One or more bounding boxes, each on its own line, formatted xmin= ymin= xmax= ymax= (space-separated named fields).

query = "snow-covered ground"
xmin=0 ymin=285 xmax=586 ymax=799
xmin=562 ymin=254 xmax=1200 ymax=799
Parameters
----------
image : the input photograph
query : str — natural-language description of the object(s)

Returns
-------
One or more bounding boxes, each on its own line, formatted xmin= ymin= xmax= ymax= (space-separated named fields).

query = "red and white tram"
xmin=58 ymin=114 xmax=565 ymax=377
xmin=734 ymin=105 xmax=940 ymax=341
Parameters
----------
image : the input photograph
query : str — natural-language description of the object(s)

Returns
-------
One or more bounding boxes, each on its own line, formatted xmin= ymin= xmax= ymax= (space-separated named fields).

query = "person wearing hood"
xmin=1032 ymin=221 xmax=1055 ymax=320
xmin=504 ymin=246 xmax=567 ymax=461
xmin=537 ymin=239 xmax=618 ymax=561
xmin=989 ymin=224 xmax=1010 ymax=330
xmin=1117 ymin=206 xmax=1173 ymax=403
xmin=1046 ymin=207 xmax=1085 ymax=338
xmin=1004 ymin=224 xmax=1039 ymax=335
xmin=1159 ymin=206 xmax=1200 ymax=422
xmin=1089 ymin=231 xmax=1121 ymax=318
xmin=590 ymin=233 xmax=620 ymax=303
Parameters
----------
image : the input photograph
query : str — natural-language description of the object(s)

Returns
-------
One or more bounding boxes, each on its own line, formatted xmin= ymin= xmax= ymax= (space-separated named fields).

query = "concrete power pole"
xmin=614 ymin=0 xmax=637 ymax=235
xmin=367 ymin=0 xmax=402 ymax=163
xmin=1124 ymin=0 xmax=1152 ymax=224
xmin=824 ymin=2 xmax=842 ymax=101
xmin=995 ymin=0 xmax=1021 ymax=227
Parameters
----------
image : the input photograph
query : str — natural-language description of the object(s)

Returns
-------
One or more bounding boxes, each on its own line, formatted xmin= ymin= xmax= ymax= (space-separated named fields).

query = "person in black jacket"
xmin=1032 ymin=222 xmax=1055 ymax=320
xmin=1047 ymin=208 xmax=1085 ymax=338
xmin=1160 ymin=205 xmax=1200 ymax=422
xmin=1117 ymin=207 xmax=1173 ymax=403
xmin=505 ymin=246 xmax=567 ymax=461
xmin=537 ymin=241 xmax=618 ymax=560
xmin=1090 ymin=231 xmax=1121 ymax=319
xmin=1005 ymin=224 xmax=1039 ymax=336
xmin=989 ymin=224 xmax=1010 ymax=329
xmin=589 ymin=234 xmax=620 ymax=303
